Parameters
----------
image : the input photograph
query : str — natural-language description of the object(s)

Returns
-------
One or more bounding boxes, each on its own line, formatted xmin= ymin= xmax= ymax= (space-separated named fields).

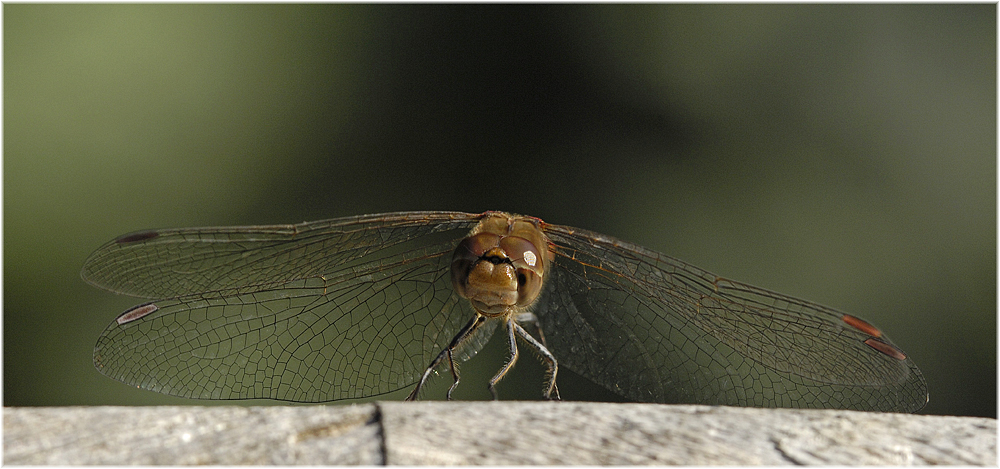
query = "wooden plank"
xmin=5 ymin=403 xmax=995 ymax=465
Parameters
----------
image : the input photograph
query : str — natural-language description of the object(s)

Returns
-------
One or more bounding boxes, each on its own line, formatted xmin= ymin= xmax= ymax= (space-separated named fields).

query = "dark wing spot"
xmin=116 ymin=303 xmax=159 ymax=325
xmin=116 ymin=231 xmax=160 ymax=244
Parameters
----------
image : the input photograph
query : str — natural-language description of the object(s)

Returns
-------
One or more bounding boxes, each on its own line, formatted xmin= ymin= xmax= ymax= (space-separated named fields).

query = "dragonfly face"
xmin=450 ymin=212 xmax=551 ymax=316
xmin=83 ymin=211 xmax=928 ymax=412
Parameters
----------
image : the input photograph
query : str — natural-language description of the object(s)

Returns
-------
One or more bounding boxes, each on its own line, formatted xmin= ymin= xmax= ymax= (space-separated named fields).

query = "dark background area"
xmin=5 ymin=5 xmax=995 ymax=417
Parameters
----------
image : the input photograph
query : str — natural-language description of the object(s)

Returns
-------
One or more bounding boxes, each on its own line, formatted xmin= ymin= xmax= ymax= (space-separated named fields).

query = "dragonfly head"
xmin=451 ymin=215 xmax=550 ymax=317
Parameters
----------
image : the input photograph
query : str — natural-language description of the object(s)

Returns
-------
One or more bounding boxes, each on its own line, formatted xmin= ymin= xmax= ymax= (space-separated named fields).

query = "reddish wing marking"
xmin=843 ymin=314 xmax=908 ymax=360
xmin=864 ymin=338 xmax=907 ymax=361
xmin=116 ymin=231 xmax=160 ymax=244
xmin=842 ymin=314 xmax=883 ymax=338
xmin=116 ymin=303 xmax=158 ymax=325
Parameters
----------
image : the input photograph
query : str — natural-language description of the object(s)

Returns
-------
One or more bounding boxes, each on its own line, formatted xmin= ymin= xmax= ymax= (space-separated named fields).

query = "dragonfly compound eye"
xmin=499 ymin=235 xmax=545 ymax=307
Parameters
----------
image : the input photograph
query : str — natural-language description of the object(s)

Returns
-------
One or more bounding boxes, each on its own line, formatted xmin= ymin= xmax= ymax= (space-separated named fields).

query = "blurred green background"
xmin=5 ymin=5 xmax=995 ymax=417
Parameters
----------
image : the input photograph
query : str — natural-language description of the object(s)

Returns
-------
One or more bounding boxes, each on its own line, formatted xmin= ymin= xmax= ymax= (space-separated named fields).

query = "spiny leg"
xmin=513 ymin=312 xmax=561 ymax=400
xmin=512 ymin=322 xmax=560 ymax=401
xmin=405 ymin=315 xmax=485 ymax=401
xmin=445 ymin=347 xmax=461 ymax=400
xmin=487 ymin=318 xmax=520 ymax=400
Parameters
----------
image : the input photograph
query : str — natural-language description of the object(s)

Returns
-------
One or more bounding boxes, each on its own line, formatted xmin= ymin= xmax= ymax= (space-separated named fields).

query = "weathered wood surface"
xmin=5 ymin=402 xmax=995 ymax=465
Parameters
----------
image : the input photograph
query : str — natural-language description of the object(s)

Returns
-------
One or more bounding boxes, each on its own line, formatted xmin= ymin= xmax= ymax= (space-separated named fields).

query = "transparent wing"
xmin=537 ymin=223 xmax=928 ymax=412
xmin=82 ymin=211 xmax=482 ymax=299
xmin=89 ymin=211 xmax=492 ymax=401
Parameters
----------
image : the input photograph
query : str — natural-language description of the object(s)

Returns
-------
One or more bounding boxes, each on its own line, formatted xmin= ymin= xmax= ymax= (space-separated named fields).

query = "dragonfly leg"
xmin=513 ymin=312 xmax=560 ymax=400
xmin=512 ymin=320 xmax=559 ymax=400
xmin=405 ymin=314 xmax=484 ymax=401
xmin=405 ymin=347 xmax=447 ymax=401
xmin=445 ymin=348 xmax=460 ymax=400
xmin=488 ymin=318 xmax=520 ymax=400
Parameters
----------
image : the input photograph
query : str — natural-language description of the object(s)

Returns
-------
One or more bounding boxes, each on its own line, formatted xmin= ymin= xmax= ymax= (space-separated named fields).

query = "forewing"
xmin=93 ymin=240 xmax=480 ymax=402
xmin=82 ymin=211 xmax=482 ymax=299
xmin=537 ymin=223 xmax=928 ymax=412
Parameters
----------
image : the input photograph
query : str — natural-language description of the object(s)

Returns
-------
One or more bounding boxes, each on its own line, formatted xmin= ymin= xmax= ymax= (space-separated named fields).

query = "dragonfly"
xmin=83 ymin=211 xmax=928 ymax=412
